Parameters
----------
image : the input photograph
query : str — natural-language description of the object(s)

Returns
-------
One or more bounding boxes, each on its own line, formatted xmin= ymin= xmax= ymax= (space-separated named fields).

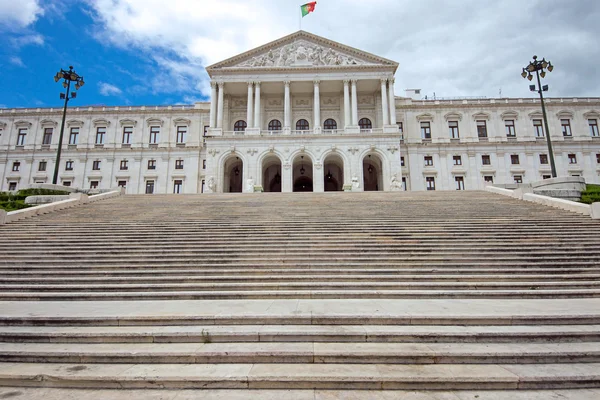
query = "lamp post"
xmin=52 ymin=66 xmax=85 ymax=185
xmin=522 ymin=55 xmax=556 ymax=178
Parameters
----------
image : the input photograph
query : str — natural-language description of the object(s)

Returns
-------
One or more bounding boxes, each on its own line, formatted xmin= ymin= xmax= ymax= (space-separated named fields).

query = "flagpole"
xmin=299 ymin=6 xmax=302 ymax=30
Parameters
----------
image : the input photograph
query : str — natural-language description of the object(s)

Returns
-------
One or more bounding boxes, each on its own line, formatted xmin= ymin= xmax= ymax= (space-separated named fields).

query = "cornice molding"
xmin=39 ymin=119 xmax=58 ymax=127
xmin=500 ymin=111 xmax=519 ymax=120
xmin=472 ymin=112 xmax=491 ymax=121
xmin=14 ymin=120 xmax=33 ymax=128
xmin=173 ymin=118 xmax=192 ymax=126
xmin=416 ymin=113 xmax=434 ymax=122
xmin=444 ymin=112 xmax=462 ymax=121
xmin=146 ymin=118 xmax=164 ymax=127
xmin=583 ymin=110 xmax=600 ymax=119
xmin=67 ymin=119 xmax=84 ymax=127
xmin=119 ymin=119 xmax=138 ymax=127
xmin=556 ymin=110 xmax=574 ymax=119
xmin=92 ymin=118 xmax=111 ymax=127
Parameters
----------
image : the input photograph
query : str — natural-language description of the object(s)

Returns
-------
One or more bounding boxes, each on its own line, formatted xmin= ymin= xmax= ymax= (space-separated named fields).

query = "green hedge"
xmin=580 ymin=184 xmax=600 ymax=205
xmin=0 ymin=189 xmax=70 ymax=211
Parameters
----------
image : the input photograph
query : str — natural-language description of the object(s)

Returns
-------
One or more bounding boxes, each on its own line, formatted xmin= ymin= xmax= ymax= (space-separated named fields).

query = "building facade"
xmin=1 ymin=31 xmax=599 ymax=194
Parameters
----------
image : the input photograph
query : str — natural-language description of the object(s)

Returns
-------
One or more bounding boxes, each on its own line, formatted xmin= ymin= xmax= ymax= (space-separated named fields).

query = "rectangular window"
xmin=482 ymin=155 xmax=491 ymax=165
xmin=597 ymin=154 xmax=600 ymax=164
xmin=539 ymin=154 xmax=548 ymax=165
xmin=514 ymin=175 xmax=523 ymax=184
xmin=452 ymin=155 xmax=462 ymax=166
xmin=201 ymin=179 xmax=205 ymax=193
xmin=12 ymin=162 xmax=20 ymax=172
xmin=120 ymin=160 xmax=129 ymax=170
xmin=175 ymin=160 xmax=184 ymax=170
xmin=568 ymin=153 xmax=577 ymax=164
xmin=149 ymin=126 xmax=160 ymax=144
xmin=118 ymin=180 xmax=127 ymax=189
xmin=202 ymin=159 xmax=206 ymax=169
xmin=122 ymin=126 xmax=133 ymax=144
xmin=62 ymin=181 xmax=71 ymax=187
xmin=533 ymin=119 xmax=544 ymax=137
xmin=176 ymin=126 xmax=187 ymax=144
xmin=401 ymin=177 xmax=407 ymax=191
xmin=148 ymin=159 xmax=156 ymax=170
xmin=477 ymin=120 xmax=487 ymax=138
xmin=543 ymin=174 xmax=552 ymax=180
xmin=400 ymin=157 xmax=405 ymax=167
xmin=92 ymin=161 xmax=101 ymax=170
xmin=590 ymin=119 xmax=599 ymax=137
xmin=420 ymin=122 xmax=431 ymax=139
xmin=505 ymin=120 xmax=516 ymax=137
xmin=42 ymin=128 xmax=53 ymax=145
xmin=426 ymin=177 xmax=435 ymax=191
xmin=17 ymin=128 xmax=27 ymax=146
xmin=38 ymin=161 xmax=47 ymax=172
xmin=90 ymin=181 xmax=99 ymax=189
xmin=145 ymin=180 xmax=155 ymax=194
xmin=424 ymin=156 xmax=433 ymax=166
xmin=561 ymin=119 xmax=572 ymax=137
xmin=173 ymin=179 xmax=183 ymax=194
xmin=95 ymin=127 xmax=106 ymax=144
xmin=65 ymin=161 xmax=73 ymax=171
xmin=511 ymin=154 xmax=520 ymax=165
xmin=8 ymin=182 xmax=17 ymax=191
xmin=484 ymin=176 xmax=494 ymax=184
xmin=448 ymin=121 xmax=459 ymax=139
xmin=69 ymin=127 xmax=79 ymax=144
xmin=455 ymin=176 xmax=465 ymax=190
xmin=397 ymin=122 xmax=403 ymax=134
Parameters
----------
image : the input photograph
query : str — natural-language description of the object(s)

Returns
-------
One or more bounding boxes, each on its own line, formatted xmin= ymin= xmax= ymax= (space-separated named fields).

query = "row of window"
xmin=10 ymin=158 xmax=192 ymax=173
xmin=233 ymin=118 xmax=374 ymax=132
xmin=12 ymin=125 xmax=188 ymax=146
xmin=420 ymin=153 xmax=590 ymax=168
xmin=420 ymin=118 xmax=600 ymax=140
xmin=424 ymin=174 xmax=553 ymax=191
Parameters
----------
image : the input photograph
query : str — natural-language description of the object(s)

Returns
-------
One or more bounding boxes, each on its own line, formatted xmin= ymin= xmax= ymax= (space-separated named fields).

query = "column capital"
xmin=351 ymin=79 xmax=358 ymax=84
xmin=247 ymin=81 xmax=254 ymax=87
xmin=210 ymin=81 xmax=217 ymax=89
xmin=343 ymin=79 xmax=350 ymax=85
xmin=254 ymin=81 xmax=261 ymax=86
xmin=283 ymin=80 xmax=291 ymax=86
xmin=389 ymin=77 xmax=395 ymax=84
xmin=380 ymin=78 xmax=388 ymax=85
xmin=217 ymin=81 xmax=225 ymax=88
xmin=313 ymin=79 xmax=320 ymax=85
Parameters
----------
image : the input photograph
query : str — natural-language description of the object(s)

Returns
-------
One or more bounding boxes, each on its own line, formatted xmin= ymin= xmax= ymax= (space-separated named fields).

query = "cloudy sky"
xmin=0 ymin=0 xmax=599 ymax=108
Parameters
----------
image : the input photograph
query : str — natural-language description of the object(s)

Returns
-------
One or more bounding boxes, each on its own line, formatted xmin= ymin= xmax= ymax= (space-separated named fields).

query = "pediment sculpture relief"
xmin=237 ymin=40 xmax=372 ymax=68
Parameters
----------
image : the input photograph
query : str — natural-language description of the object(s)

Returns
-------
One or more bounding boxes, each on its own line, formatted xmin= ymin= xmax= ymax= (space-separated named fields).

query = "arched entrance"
xmin=262 ymin=155 xmax=282 ymax=192
xmin=293 ymin=154 xmax=313 ymax=192
xmin=323 ymin=154 xmax=344 ymax=191
xmin=223 ymin=156 xmax=243 ymax=193
xmin=363 ymin=153 xmax=383 ymax=191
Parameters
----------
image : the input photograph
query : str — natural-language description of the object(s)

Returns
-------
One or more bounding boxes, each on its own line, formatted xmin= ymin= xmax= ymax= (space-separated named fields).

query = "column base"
xmin=283 ymin=127 xmax=291 ymax=135
xmin=383 ymin=125 xmax=400 ymax=134
xmin=314 ymin=127 xmax=322 ymax=134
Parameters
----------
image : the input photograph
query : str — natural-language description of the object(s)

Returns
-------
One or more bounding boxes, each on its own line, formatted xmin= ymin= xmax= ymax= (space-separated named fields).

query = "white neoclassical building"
xmin=1 ymin=31 xmax=600 ymax=194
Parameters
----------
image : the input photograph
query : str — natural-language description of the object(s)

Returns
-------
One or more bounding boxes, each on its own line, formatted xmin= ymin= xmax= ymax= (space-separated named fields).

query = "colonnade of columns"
xmin=208 ymin=78 xmax=396 ymax=130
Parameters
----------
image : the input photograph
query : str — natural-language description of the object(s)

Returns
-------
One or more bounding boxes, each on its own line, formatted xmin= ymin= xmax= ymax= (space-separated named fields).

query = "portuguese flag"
xmin=301 ymin=1 xmax=317 ymax=17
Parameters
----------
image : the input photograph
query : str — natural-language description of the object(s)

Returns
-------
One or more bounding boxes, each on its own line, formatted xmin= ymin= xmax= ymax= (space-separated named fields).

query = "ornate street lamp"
xmin=522 ymin=56 xmax=556 ymax=178
xmin=52 ymin=66 xmax=85 ymax=185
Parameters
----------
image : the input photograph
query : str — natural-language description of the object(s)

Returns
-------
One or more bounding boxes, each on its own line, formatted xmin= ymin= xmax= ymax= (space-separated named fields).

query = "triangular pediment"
xmin=207 ymin=31 xmax=398 ymax=73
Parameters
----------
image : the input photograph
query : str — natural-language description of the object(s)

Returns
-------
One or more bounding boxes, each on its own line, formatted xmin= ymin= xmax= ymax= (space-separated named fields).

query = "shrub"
xmin=580 ymin=184 xmax=600 ymax=205
xmin=0 ymin=189 xmax=70 ymax=211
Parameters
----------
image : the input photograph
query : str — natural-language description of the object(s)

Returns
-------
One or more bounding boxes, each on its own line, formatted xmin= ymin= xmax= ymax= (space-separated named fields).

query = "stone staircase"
xmin=0 ymin=191 xmax=599 ymax=397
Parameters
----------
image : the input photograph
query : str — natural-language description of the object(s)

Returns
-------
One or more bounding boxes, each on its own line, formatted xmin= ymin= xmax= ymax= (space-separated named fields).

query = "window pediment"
xmin=444 ymin=112 xmax=462 ymax=121
xmin=416 ymin=113 xmax=434 ymax=122
xmin=173 ymin=118 xmax=191 ymax=126
xmin=119 ymin=119 xmax=138 ymax=127
xmin=556 ymin=110 xmax=574 ymax=119
xmin=67 ymin=119 xmax=84 ymax=127
xmin=146 ymin=118 xmax=164 ymax=127
xmin=472 ymin=112 xmax=490 ymax=121
xmin=40 ymin=119 xmax=58 ymax=127
xmin=583 ymin=110 xmax=600 ymax=119
xmin=93 ymin=118 xmax=111 ymax=127
xmin=528 ymin=111 xmax=543 ymax=120
xmin=15 ymin=120 xmax=33 ymax=128
xmin=500 ymin=111 xmax=519 ymax=120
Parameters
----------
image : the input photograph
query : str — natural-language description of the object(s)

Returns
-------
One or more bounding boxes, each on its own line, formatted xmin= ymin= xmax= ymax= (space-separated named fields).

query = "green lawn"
xmin=0 ymin=189 xmax=70 ymax=212
xmin=580 ymin=184 xmax=600 ymax=204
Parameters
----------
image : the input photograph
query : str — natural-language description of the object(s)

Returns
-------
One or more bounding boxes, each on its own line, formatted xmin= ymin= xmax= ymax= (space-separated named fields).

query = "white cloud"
xmin=0 ymin=0 xmax=43 ymax=27
xmin=11 ymin=33 xmax=43 ymax=47
xmin=86 ymin=0 xmax=600 ymax=99
xmin=98 ymin=82 xmax=123 ymax=96
xmin=9 ymin=56 xmax=24 ymax=66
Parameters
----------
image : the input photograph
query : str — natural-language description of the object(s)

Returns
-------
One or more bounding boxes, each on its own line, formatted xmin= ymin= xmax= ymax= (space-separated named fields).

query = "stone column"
xmin=209 ymin=82 xmax=217 ymax=128
xmin=388 ymin=78 xmax=396 ymax=125
xmin=380 ymin=79 xmax=389 ymax=127
xmin=246 ymin=82 xmax=254 ymax=128
xmin=284 ymin=81 xmax=291 ymax=129
xmin=313 ymin=80 xmax=321 ymax=132
xmin=351 ymin=79 xmax=358 ymax=126
xmin=216 ymin=82 xmax=224 ymax=129
xmin=343 ymin=80 xmax=351 ymax=128
xmin=254 ymin=82 xmax=261 ymax=129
